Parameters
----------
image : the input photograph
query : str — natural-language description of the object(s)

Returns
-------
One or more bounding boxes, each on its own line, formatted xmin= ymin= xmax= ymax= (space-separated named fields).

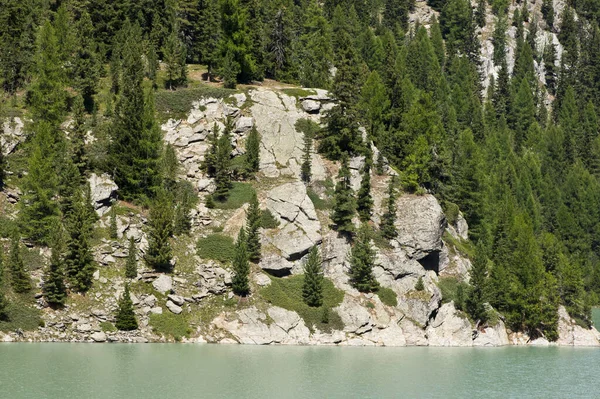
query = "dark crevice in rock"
xmin=417 ymin=251 xmax=440 ymax=273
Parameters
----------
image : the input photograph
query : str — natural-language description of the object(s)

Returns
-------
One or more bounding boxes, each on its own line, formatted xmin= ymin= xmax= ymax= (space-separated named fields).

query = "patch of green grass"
xmin=155 ymin=85 xmax=236 ymax=121
xmin=21 ymin=246 xmax=46 ymax=272
xmin=260 ymin=209 xmax=280 ymax=229
xmin=197 ymin=234 xmax=236 ymax=263
xmin=437 ymin=276 xmax=468 ymax=310
xmin=260 ymin=275 xmax=345 ymax=333
xmin=443 ymin=231 xmax=475 ymax=258
xmin=307 ymin=188 xmax=331 ymax=210
xmin=212 ymin=182 xmax=256 ymax=210
xmin=376 ymin=286 xmax=398 ymax=307
xmin=0 ymin=294 xmax=42 ymax=332
xmin=149 ymin=312 xmax=192 ymax=342
xmin=280 ymin=88 xmax=316 ymax=99
xmin=100 ymin=321 xmax=117 ymax=332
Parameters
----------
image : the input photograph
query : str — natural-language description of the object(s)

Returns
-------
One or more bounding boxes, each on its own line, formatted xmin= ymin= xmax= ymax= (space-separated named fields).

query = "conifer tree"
xmin=475 ymin=0 xmax=486 ymax=28
xmin=348 ymin=223 xmax=379 ymax=293
xmin=298 ymin=1 xmax=333 ymax=89
xmin=163 ymin=28 xmax=187 ymax=89
xmin=301 ymin=125 xmax=313 ymax=183
xmin=380 ymin=177 xmax=398 ymax=239
xmin=20 ymin=123 xmax=60 ymax=245
xmin=109 ymin=205 xmax=118 ymax=240
xmin=73 ymin=11 xmax=100 ymax=112
xmin=196 ymin=0 xmax=221 ymax=80
xmin=202 ymin=123 xmax=220 ymax=176
xmin=246 ymin=192 xmax=261 ymax=262
xmin=466 ymin=242 xmax=488 ymax=324
xmin=71 ymin=95 xmax=89 ymax=177
xmin=331 ymin=155 xmax=356 ymax=235
xmin=125 ymin=237 xmax=138 ymax=279
xmin=220 ymin=48 xmax=240 ymax=89
xmin=359 ymin=71 xmax=390 ymax=142
xmin=542 ymin=0 xmax=554 ymax=28
xmin=232 ymin=227 xmax=250 ymax=296
xmin=219 ymin=0 xmax=256 ymax=83
xmin=302 ymin=246 xmax=323 ymax=307
xmin=43 ymin=232 xmax=67 ymax=308
xmin=213 ymin=121 xmax=233 ymax=201
xmin=65 ymin=193 xmax=95 ymax=292
xmin=0 ymin=248 xmax=6 ymax=319
xmin=145 ymin=190 xmax=174 ymax=272
xmin=357 ymin=160 xmax=373 ymax=223
xmin=110 ymin=22 xmax=162 ymax=202
xmin=415 ymin=276 xmax=425 ymax=291
xmin=244 ymin=126 xmax=260 ymax=176
xmin=9 ymin=235 xmax=31 ymax=293
xmin=115 ymin=283 xmax=138 ymax=331
xmin=28 ymin=20 xmax=67 ymax=127
xmin=543 ymin=39 xmax=557 ymax=95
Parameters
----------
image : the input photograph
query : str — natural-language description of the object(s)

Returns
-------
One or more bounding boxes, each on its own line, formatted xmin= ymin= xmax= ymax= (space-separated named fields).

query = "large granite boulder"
xmin=1 ymin=117 xmax=25 ymax=155
xmin=556 ymin=305 xmax=600 ymax=346
xmin=426 ymin=302 xmax=473 ymax=346
xmin=88 ymin=173 xmax=118 ymax=216
xmin=473 ymin=319 xmax=510 ymax=347
xmin=259 ymin=254 xmax=294 ymax=277
xmin=394 ymin=194 xmax=446 ymax=269
xmin=265 ymin=182 xmax=321 ymax=260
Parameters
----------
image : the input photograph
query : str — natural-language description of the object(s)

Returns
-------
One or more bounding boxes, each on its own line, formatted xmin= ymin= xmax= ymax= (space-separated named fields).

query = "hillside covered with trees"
xmin=1 ymin=0 xmax=600 ymax=344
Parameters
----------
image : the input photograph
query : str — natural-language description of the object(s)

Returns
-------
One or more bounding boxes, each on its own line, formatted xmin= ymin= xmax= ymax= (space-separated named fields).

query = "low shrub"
xmin=211 ymin=182 xmax=256 ymax=210
xmin=197 ymin=234 xmax=236 ymax=263
xmin=437 ymin=277 xmax=469 ymax=311
xmin=260 ymin=209 xmax=280 ymax=229
xmin=307 ymin=188 xmax=330 ymax=210
xmin=149 ymin=312 xmax=192 ymax=342
xmin=100 ymin=321 xmax=117 ymax=332
xmin=376 ymin=286 xmax=398 ymax=307
xmin=155 ymin=86 xmax=235 ymax=120
xmin=260 ymin=275 xmax=345 ymax=333
xmin=0 ymin=295 xmax=42 ymax=332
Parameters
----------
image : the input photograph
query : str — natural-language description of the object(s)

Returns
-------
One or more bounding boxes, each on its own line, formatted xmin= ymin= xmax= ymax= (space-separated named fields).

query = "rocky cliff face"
xmin=2 ymin=86 xmax=599 ymax=346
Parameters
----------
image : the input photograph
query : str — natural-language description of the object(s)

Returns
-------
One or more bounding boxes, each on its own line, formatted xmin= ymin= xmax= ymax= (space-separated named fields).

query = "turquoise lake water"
xmin=1 ymin=343 xmax=599 ymax=398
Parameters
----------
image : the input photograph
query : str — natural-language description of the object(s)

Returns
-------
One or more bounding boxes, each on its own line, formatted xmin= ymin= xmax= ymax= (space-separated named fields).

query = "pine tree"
xmin=543 ymin=38 xmax=557 ymax=95
xmin=0 ymin=247 xmax=6 ymax=317
xmin=244 ymin=126 xmax=260 ymax=176
xmin=163 ymin=28 xmax=187 ymax=89
xmin=9 ymin=235 xmax=31 ymax=293
xmin=331 ymin=155 xmax=356 ymax=235
xmin=145 ymin=190 xmax=174 ymax=272
xmin=196 ymin=0 xmax=221 ymax=80
xmin=302 ymin=246 xmax=323 ymax=307
xmin=359 ymin=71 xmax=390 ymax=142
xmin=246 ymin=192 xmax=261 ymax=262
xmin=415 ymin=276 xmax=425 ymax=291
xmin=232 ymin=227 xmax=250 ymax=296
xmin=475 ymin=0 xmax=486 ymax=28
xmin=298 ymin=1 xmax=333 ymax=89
xmin=218 ymin=0 xmax=256 ymax=83
xmin=65 ymin=192 xmax=96 ymax=292
xmin=348 ymin=223 xmax=379 ymax=293
xmin=110 ymin=22 xmax=162 ymax=202
xmin=541 ymin=0 xmax=554 ymax=29
xmin=115 ymin=283 xmax=138 ymax=331
xmin=109 ymin=205 xmax=118 ymax=240
xmin=43 ymin=232 xmax=67 ymax=308
xmin=71 ymin=95 xmax=88 ymax=177
xmin=202 ymin=123 xmax=220 ymax=176
xmin=125 ymin=236 xmax=138 ymax=279
xmin=220 ymin=47 xmax=240 ymax=89
xmin=73 ymin=10 xmax=100 ymax=112
xmin=380 ymin=177 xmax=398 ymax=239
xmin=20 ymin=123 xmax=60 ymax=245
xmin=301 ymin=124 xmax=313 ymax=183
xmin=357 ymin=160 xmax=373 ymax=223
xmin=28 ymin=20 xmax=67 ymax=127
xmin=466 ymin=242 xmax=488 ymax=325
xmin=213 ymin=121 xmax=233 ymax=201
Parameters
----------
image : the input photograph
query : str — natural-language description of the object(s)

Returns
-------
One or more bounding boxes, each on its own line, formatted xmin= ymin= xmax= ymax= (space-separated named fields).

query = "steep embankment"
xmin=1 ymin=85 xmax=599 ymax=346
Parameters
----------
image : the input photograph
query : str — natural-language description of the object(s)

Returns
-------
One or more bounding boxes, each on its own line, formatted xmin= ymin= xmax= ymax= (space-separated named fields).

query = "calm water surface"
xmin=1 ymin=343 xmax=599 ymax=399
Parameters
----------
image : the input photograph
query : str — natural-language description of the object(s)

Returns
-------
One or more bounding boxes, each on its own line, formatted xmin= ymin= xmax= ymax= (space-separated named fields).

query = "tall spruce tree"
xmin=73 ymin=11 xmax=100 ymax=112
xmin=0 ymin=249 xmax=6 ymax=319
xmin=125 ymin=236 xmax=138 ymax=279
xmin=197 ymin=0 xmax=221 ymax=80
xmin=65 ymin=192 xmax=95 ymax=292
xmin=302 ymin=246 xmax=323 ymax=307
xmin=115 ymin=283 xmax=138 ymax=331
xmin=20 ymin=123 xmax=60 ymax=245
xmin=110 ymin=22 xmax=162 ymax=202
xmin=232 ymin=227 xmax=250 ymax=296
xmin=331 ymin=155 xmax=356 ymax=235
xmin=145 ymin=190 xmax=174 ymax=272
xmin=301 ymin=125 xmax=313 ymax=183
xmin=43 ymin=232 xmax=67 ymax=308
xmin=380 ymin=177 xmax=398 ymax=239
xmin=213 ymin=120 xmax=233 ymax=201
xmin=219 ymin=0 xmax=256 ymax=83
xmin=244 ymin=126 xmax=260 ymax=176
xmin=246 ymin=192 xmax=261 ymax=262
xmin=9 ymin=235 xmax=31 ymax=293
xmin=357 ymin=160 xmax=374 ymax=223
xmin=466 ymin=242 xmax=488 ymax=324
xmin=348 ymin=223 xmax=379 ymax=293
xmin=28 ymin=20 xmax=67 ymax=127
